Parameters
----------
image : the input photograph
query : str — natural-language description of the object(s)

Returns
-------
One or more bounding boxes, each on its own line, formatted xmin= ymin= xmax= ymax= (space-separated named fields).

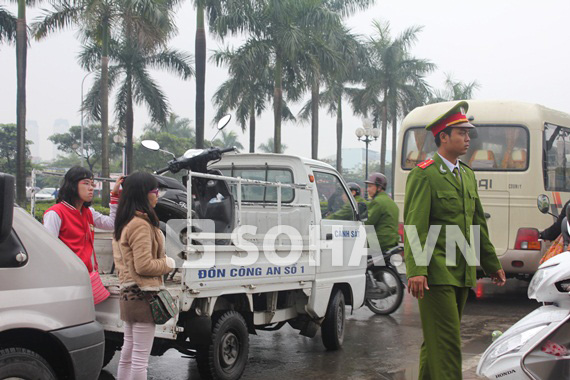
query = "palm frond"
xmin=32 ymin=2 xmax=82 ymax=40
xmin=133 ymin=67 xmax=169 ymax=126
xmin=147 ymin=49 xmax=194 ymax=79
xmin=0 ymin=6 xmax=17 ymax=44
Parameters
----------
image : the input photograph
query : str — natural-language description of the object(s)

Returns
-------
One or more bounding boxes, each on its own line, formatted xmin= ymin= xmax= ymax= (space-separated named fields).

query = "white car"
xmin=35 ymin=187 xmax=57 ymax=201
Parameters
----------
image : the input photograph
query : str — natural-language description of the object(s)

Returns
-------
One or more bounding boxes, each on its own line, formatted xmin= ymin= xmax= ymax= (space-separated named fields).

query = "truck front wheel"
xmin=197 ymin=311 xmax=249 ymax=380
xmin=0 ymin=347 xmax=57 ymax=380
xmin=321 ymin=289 xmax=345 ymax=351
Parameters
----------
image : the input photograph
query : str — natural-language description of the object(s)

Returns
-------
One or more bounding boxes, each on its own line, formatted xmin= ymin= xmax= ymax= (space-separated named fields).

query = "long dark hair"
xmin=114 ymin=171 xmax=159 ymax=241
xmin=57 ymin=166 xmax=94 ymax=207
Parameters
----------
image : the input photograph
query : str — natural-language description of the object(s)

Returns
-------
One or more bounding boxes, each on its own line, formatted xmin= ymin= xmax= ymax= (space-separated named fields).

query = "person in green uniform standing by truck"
xmin=326 ymin=182 xmax=367 ymax=220
xmin=404 ymin=101 xmax=506 ymax=380
xmin=365 ymin=173 xmax=399 ymax=251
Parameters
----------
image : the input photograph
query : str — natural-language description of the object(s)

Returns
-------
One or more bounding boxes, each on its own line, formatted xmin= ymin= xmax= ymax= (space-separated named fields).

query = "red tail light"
xmin=514 ymin=228 xmax=541 ymax=250
xmin=398 ymin=223 xmax=404 ymax=243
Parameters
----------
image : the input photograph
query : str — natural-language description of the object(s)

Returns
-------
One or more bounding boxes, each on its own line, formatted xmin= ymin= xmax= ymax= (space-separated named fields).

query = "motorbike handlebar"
xmin=153 ymin=146 xmax=235 ymax=175
xmin=219 ymin=146 xmax=236 ymax=154
xmin=155 ymin=166 xmax=170 ymax=175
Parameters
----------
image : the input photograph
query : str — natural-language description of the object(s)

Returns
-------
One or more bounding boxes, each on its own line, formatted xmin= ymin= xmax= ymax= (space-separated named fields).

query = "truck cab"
xmin=0 ymin=173 xmax=104 ymax=380
xmin=97 ymin=152 xmax=368 ymax=380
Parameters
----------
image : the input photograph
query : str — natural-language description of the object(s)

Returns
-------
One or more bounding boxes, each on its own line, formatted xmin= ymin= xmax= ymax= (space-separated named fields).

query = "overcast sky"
xmin=1 ymin=0 xmax=570 ymax=162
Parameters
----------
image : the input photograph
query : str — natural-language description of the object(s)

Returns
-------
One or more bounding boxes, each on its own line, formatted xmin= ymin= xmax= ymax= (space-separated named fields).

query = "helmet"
xmin=347 ymin=182 xmax=361 ymax=196
xmin=364 ymin=172 xmax=387 ymax=190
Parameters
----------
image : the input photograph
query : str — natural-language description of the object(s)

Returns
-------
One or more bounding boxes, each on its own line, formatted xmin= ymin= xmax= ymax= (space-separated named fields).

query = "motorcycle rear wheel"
xmin=366 ymin=267 xmax=404 ymax=315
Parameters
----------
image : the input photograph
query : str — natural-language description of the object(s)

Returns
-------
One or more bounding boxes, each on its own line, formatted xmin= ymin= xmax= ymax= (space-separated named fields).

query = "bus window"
xmin=544 ymin=123 xmax=570 ymax=191
xmin=401 ymin=125 xmax=529 ymax=171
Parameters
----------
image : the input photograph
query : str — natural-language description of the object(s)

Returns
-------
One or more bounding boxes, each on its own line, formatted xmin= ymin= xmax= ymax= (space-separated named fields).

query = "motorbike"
xmin=365 ymin=246 xmax=405 ymax=315
xmin=141 ymin=115 xmax=236 ymax=238
xmin=477 ymin=195 xmax=570 ymax=379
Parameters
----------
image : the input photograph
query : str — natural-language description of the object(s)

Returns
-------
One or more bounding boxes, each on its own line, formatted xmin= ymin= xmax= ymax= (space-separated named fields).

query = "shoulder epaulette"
xmin=417 ymin=159 xmax=435 ymax=170
xmin=459 ymin=160 xmax=472 ymax=170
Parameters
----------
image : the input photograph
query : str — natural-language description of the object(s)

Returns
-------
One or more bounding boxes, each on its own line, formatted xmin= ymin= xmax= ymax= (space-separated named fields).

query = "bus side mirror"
xmin=537 ymin=194 xmax=551 ymax=214
xmin=0 ymin=173 xmax=15 ymax=243
xmin=358 ymin=202 xmax=368 ymax=221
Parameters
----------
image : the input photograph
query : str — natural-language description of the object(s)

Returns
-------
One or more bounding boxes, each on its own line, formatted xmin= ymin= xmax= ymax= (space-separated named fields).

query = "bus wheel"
xmin=197 ymin=311 xmax=249 ymax=380
xmin=0 ymin=347 xmax=57 ymax=380
xmin=321 ymin=289 xmax=346 ymax=351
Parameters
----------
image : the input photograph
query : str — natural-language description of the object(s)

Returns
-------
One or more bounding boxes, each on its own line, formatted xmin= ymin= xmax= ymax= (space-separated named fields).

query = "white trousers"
xmin=117 ymin=322 xmax=156 ymax=380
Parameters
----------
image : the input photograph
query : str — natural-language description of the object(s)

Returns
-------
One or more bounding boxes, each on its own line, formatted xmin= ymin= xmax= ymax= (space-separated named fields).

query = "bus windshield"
xmin=402 ymin=125 xmax=529 ymax=171
xmin=544 ymin=123 xmax=570 ymax=191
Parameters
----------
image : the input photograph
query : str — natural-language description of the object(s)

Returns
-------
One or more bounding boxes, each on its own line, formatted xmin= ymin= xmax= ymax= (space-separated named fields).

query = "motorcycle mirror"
xmin=141 ymin=140 xmax=160 ymax=151
xmin=217 ymin=115 xmax=231 ymax=131
xmin=537 ymin=194 xmax=551 ymax=214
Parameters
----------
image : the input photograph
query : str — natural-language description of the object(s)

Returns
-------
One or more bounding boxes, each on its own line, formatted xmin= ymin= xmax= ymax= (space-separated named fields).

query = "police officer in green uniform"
xmin=404 ymin=101 xmax=506 ymax=380
xmin=326 ymin=182 xmax=366 ymax=220
xmin=365 ymin=173 xmax=399 ymax=251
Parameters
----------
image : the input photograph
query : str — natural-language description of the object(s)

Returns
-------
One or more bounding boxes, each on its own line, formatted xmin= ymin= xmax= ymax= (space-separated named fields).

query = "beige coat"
xmin=112 ymin=212 xmax=171 ymax=291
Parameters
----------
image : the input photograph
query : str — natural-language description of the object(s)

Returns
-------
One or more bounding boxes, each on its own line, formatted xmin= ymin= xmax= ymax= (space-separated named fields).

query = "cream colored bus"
xmin=395 ymin=100 xmax=570 ymax=279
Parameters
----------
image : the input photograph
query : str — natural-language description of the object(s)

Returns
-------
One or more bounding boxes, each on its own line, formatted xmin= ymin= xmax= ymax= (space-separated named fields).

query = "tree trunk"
xmin=125 ymin=75 xmax=134 ymax=174
xmin=380 ymin=90 xmax=388 ymax=174
xmin=100 ymin=19 xmax=110 ymax=207
xmin=273 ymin=54 xmax=283 ymax=154
xmin=249 ymin=102 xmax=255 ymax=153
xmin=15 ymin=0 xmax=26 ymax=206
xmin=311 ymin=73 xmax=319 ymax=160
xmin=195 ymin=5 xmax=206 ymax=149
xmin=391 ymin=114 xmax=397 ymax=197
xmin=336 ymin=94 xmax=343 ymax=173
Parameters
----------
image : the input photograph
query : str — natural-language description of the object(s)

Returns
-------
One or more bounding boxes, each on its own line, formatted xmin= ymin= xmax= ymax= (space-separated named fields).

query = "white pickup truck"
xmin=96 ymin=151 xmax=368 ymax=380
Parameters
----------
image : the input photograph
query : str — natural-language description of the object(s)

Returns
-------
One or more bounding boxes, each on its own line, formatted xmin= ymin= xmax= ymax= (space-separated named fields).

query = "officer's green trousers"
xmin=417 ymin=285 xmax=470 ymax=380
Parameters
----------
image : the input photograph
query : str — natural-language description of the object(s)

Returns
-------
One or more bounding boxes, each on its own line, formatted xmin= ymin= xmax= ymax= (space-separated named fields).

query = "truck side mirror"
xmin=358 ymin=201 xmax=368 ymax=221
xmin=537 ymin=194 xmax=550 ymax=214
xmin=0 ymin=173 xmax=15 ymax=243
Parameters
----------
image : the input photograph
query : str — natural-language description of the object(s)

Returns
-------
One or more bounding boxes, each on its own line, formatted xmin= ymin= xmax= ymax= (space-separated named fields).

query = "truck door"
xmin=313 ymin=170 xmax=365 ymax=275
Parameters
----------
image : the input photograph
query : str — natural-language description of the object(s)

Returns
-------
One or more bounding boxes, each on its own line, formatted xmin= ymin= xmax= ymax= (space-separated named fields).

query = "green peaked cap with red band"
xmin=425 ymin=100 xmax=475 ymax=137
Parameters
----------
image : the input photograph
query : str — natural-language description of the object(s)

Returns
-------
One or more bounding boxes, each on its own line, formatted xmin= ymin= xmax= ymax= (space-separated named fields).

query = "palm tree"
xmin=350 ymin=21 xmax=434 ymax=174
xmin=145 ymin=113 xmax=195 ymax=139
xmin=302 ymin=0 xmax=376 ymax=160
xmin=80 ymin=34 xmax=193 ymax=173
xmin=211 ymin=45 xmax=295 ymax=153
xmin=258 ymin=138 xmax=287 ymax=153
xmin=429 ymin=73 xmax=480 ymax=103
xmin=0 ymin=6 xmax=17 ymax=45
xmin=299 ymin=29 xmax=365 ymax=171
xmin=213 ymin=0 xmax=343 ymax=154
xmin=33 ymin=0 xmax=175 ymax=204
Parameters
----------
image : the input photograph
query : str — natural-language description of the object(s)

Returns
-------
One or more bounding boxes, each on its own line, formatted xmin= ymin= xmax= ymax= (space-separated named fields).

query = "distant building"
xmin=324 ymin=147 xmax=391 ymax=172
xmin=26 ymin=120 xmax=40 ymax=159
xmin=51 ymin=119 xmax=70 ymax=159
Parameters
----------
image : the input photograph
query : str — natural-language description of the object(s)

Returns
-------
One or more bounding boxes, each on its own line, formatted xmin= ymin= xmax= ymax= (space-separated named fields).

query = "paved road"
xmin=99 ymin=278 xmax=538 ymax=380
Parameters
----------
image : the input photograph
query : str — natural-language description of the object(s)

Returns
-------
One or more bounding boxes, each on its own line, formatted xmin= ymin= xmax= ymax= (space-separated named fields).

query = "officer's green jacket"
xmin=404 ymin=154 xmax=502 ymax=287
xmin=326 ymin=195 xmax=366 ymax=220
xmin=365 ymin=192 xmax=399 ymax=251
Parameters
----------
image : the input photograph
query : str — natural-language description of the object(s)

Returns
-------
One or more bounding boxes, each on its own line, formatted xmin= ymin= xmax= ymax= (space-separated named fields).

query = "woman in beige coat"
xmin=112 ymin=172 xmax=174 ymax=380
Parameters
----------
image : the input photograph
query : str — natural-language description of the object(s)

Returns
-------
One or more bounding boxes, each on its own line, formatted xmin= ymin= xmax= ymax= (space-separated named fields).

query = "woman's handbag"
xmin=90 ymin=251 xmax=110 ymax=305
xmin=147 ymin=290 xmax=178 ymax=325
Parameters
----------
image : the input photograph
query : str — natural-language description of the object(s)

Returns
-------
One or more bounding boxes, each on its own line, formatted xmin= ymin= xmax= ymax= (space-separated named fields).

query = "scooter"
xmin=477 ymin=196 xmax=570 ymax=379
xmin=365 ymin=246 xmax=405 ymax=315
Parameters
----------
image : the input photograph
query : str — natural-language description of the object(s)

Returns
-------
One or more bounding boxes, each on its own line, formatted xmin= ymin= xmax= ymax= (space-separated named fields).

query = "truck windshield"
xmin=402 ymin=125 xmax=529 ymax=171
xmin=544 ymin=123 xmax=570 ymax=191
xmin=220 ymin=168 xmax=294 ymax=203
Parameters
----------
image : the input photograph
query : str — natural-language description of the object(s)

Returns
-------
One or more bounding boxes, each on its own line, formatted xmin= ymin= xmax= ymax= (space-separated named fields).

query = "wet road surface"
xmin=99 ymin=279 xmax=539 ymax=380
